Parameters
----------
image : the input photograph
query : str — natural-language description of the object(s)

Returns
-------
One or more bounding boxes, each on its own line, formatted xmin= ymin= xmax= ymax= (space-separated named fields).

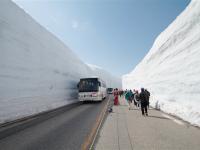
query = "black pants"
xmin=141 ymin=103 xmax=148 ymax=115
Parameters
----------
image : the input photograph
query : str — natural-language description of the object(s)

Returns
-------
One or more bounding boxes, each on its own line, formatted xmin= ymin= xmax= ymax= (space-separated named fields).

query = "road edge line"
xmin=81 ymin=98 xmax=110 ymax=150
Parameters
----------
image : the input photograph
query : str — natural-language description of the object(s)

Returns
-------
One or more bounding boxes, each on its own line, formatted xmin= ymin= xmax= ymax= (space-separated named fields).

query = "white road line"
xmin=162 ymin=114 xmax=184 ymax=126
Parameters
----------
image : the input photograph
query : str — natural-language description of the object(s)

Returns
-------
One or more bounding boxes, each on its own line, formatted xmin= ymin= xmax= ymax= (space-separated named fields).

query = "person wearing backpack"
xmin=134 ymin=90 xmax=140 ymax=109
xmin=145 ymin=89 xmax=150 ymax=108
xmin=139 ymin=88 xmax=148 ymax=116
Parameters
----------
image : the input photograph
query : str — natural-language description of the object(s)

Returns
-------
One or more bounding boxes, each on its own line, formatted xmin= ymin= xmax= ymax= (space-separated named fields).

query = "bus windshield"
xmin=78 ymin=78 xmax=99 ymax=92
xmin=107 ymin=88 xmax=113 ymax=92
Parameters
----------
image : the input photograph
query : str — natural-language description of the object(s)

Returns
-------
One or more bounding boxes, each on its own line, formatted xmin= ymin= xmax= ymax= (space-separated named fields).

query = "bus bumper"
xmin=78 ymin=97 xmax=102 ymax=101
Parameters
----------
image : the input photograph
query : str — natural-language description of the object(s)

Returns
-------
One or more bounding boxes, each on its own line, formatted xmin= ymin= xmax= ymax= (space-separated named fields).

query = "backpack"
xmin=125 ymin=92 xmax=131 ymax=100
xmin=140 ymin=92 xmax=147 ymax=103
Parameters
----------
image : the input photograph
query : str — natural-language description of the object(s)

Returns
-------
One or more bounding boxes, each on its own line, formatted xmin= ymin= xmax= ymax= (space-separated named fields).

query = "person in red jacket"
xmin=114 ymin=88 xmax=119 ymax=105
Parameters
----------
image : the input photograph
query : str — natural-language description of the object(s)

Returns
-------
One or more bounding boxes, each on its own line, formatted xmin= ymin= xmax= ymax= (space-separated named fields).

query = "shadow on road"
xmin=148 ymin=115 xmax=169 ymax=120
xmin=82 ymin=100 xmax=104 ymax=105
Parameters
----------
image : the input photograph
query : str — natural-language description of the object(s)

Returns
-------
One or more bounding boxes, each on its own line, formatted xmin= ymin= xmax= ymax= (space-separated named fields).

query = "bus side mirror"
xmin=98 ymin=82 xmax=101 ymax=86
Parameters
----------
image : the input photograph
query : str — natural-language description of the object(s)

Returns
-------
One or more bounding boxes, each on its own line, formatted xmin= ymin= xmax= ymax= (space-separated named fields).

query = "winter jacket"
xmin=139 ymin=91 xmax=148 ymax=105
xmin=134 ymin=93 xmax=140 ymax=102
xmin=125 ymin=91 xmax=132 ymax=101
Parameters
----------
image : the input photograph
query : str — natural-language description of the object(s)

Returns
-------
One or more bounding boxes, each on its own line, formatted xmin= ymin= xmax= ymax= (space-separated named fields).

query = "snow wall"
xmin=123 ymin=0 xmax=200 ymax=126
xmin=0 ymin=0 xmax=121 ymax=124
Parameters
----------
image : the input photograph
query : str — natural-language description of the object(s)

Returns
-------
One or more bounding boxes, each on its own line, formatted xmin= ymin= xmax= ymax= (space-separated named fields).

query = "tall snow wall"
xmin=123 ymin=0 xmax=200 ymax=126
xmin=0 ymin=0 xmax=121 ymax=124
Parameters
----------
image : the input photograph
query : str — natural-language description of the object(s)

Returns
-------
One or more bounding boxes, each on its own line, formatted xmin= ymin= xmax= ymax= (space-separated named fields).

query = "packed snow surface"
xmin=123 ymin=0 xmax=200 ymax=126
xmin=0 ymin=0 xmax=121 ymax=124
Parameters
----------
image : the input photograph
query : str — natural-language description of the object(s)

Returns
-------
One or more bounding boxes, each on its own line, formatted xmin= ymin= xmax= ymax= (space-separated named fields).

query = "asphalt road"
xmin=0 ymin=95 xmax=113 ymax=150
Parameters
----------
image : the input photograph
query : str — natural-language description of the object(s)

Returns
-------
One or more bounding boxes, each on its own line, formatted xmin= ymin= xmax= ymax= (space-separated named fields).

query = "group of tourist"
xmin=113 ymin=88 xmax=150 ymax=116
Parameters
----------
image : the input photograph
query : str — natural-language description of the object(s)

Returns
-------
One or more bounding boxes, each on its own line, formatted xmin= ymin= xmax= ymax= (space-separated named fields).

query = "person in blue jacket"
xmin=125 ymin=90 xmax=133 ymax=110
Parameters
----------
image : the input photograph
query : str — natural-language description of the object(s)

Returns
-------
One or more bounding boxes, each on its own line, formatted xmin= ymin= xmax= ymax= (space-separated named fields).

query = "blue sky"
xmin=14 ymin=0 xmax=190 ymax=77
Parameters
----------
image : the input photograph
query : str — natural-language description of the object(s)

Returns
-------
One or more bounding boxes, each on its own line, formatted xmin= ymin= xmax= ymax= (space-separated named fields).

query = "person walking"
xmin=134 ymin=90 xmax=140 ymax=109
xmin=114 ymin=88 xmax=119 ymax=105
xmin=119 ymin=90 xmax=123 ymax=97
xmin=133 ymin=90 xmax=137 ymax=108
xmin=139 ymin=88 xmax=148 ymax=116
xmin=125 ymin=90 xmax=133 ymax=110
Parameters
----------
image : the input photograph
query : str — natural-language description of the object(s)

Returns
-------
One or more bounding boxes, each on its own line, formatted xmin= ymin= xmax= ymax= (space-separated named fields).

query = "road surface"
xmin=0 ymin=96 xmax=112 ymax=150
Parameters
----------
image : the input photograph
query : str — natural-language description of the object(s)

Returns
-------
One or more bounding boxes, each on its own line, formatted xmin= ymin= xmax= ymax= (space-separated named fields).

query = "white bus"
xmin=77 ymin=77 xmax=107 ymax=101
